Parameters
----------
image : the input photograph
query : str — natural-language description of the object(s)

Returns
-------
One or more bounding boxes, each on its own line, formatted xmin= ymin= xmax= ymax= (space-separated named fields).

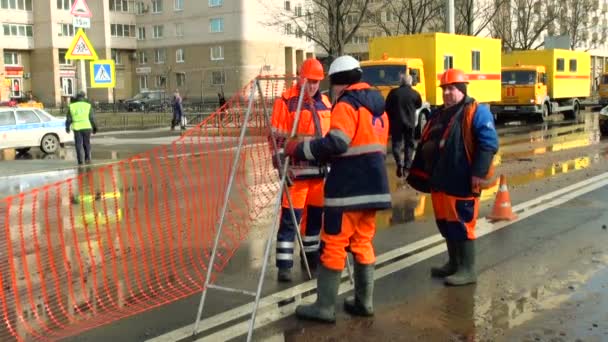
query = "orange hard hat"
xmin=439 ymin=68 xmax=469 ymax=87
xmin=300 ymin=58 xmax=325 ymax=81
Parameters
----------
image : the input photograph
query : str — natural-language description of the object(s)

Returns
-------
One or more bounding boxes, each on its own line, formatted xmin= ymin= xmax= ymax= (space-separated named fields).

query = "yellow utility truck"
xmin=597 ymin=63 xmax=608 ymax=106
xmin=492 ymin=49 xmax=590 ymax=121
xmin=360 ymin=32 xmax=502 ymax=135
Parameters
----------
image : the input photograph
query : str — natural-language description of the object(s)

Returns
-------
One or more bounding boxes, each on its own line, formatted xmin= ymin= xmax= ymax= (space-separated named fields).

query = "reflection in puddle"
xmin=380 ymin=153 xmax=604 ymax=229
xmin=0 ymin=149 xmax=123 ymax=162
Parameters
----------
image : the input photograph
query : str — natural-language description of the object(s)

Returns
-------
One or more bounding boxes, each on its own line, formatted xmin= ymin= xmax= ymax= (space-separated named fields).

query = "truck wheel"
xmin=567 ymin=102 xmax=581 ymax=122
xmin=540 ymin=103 xmax=550 ymax=122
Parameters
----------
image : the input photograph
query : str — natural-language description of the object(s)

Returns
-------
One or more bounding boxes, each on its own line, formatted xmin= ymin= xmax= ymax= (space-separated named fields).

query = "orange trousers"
xmin=431 ymin=191 xmax=479 ymax=240
xmin=320 ymin=209 xmax=377 ymax=271
xmin=276 ymin=178 xmax=324 ymax=268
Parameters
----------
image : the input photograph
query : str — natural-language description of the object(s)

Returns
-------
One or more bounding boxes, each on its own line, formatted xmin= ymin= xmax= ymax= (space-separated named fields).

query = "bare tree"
xmin=367 ymin=0 xmax=444 ymax=36
xmin=560 ymin=0 xmax=602 ymax=50
xmin=454 ymin=0 xmax=509 ymax=36
xmin=491 ymin=0 xmax=561 ymax=50
xmin=260 ymin=0 xmax=372 ymax=59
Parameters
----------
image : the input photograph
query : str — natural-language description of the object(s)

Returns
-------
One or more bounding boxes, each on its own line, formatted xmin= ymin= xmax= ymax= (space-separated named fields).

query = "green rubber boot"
xmin=295 ymin=265 xmax=341 ymax=323
xmin=445 ymin=240 xmax=477 ymax=286
xmin=431 ymin=240 xmax=460 ymax=278
xmin=343 ymin=262 xmax=375 ymax=316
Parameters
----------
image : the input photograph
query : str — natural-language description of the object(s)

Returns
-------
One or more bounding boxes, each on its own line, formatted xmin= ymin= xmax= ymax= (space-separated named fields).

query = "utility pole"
xmin=446 ymin=0 xmax=455 ymax=34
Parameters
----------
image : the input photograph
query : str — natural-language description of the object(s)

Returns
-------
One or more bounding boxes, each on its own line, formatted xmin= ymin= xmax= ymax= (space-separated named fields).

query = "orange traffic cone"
xmin=487 ymin=175 xmax=518 ymax=221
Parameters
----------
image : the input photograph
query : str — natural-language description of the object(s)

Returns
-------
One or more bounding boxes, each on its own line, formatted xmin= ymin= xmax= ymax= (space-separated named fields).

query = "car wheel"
xmin=140 ymin=103 xmax=146 ymax=112
xmin=40 ymin=134 xmax=60 ymax=154
xmin=540 ymin=103 xmax=549 ymax=122
xmin=16 ymin=147 xmax=31 ymax=154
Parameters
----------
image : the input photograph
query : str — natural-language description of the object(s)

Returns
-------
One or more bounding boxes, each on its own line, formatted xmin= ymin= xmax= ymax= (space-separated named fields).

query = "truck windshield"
xmin=361 ymin=65 xmax=406 ymax=87
xmin=502 ymin=70 xmax=537 ymax=85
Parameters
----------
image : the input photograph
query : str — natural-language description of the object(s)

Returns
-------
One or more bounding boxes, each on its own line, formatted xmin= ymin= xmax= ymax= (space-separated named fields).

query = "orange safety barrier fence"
xmin=0 ymin=75 xmax=298 ymax=341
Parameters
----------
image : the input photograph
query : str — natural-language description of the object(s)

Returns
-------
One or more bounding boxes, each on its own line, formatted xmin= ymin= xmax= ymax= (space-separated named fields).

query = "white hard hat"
xmin=328 ymin=55 xmax=361 ymax=76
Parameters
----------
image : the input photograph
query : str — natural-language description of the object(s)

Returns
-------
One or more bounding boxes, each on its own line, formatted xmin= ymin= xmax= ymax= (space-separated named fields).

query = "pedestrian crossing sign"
xmin=90 ymin=60 xmax=116 ymax=88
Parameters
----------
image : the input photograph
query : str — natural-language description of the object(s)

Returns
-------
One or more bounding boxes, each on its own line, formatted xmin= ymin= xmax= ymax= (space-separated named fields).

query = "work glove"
xmin=65 ymin=128 xmax=70 ymax=134
xmin=92 ymin=127 xmax=98 ymax=134
xmin=284 ymin=138 xmax=301 ymax=159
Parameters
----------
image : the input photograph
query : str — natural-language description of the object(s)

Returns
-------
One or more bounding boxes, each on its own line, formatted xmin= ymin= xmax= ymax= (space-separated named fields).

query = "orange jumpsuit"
xmin=269 ymin=84 xmax=331 ymax=269
xmin=291 ymin=82 xmax=391 ymax=271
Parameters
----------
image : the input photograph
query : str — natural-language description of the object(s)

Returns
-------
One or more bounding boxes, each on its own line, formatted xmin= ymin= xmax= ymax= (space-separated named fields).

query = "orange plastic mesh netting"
xmin=0 ymin=75 xmax=298 ymax=341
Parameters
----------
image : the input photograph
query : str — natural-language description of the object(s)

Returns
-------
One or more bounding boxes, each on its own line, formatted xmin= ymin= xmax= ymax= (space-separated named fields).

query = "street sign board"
xmin=72 ymin=16 xmax=91 ymax=28
xmin=90 ymin=60 xmax=116 ymax=88
xmin=70 ymin=0 xmax=92 ymax=17
xmin=65 ymin=28 xmax=98 ymax=60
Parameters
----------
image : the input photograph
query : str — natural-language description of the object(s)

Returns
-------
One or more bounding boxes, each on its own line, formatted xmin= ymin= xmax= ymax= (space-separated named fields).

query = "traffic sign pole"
xmin=79 ymin=60 xmax=86 ymax=95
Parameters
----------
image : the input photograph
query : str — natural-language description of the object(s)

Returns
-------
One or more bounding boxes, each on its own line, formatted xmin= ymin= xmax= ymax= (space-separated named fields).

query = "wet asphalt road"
xmin=1 ymin=114 xmax=608 ymax=341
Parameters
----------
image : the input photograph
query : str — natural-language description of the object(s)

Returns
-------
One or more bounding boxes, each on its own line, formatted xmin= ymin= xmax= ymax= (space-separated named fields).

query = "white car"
xmin=0 ymin=107 xmax=74 ymax=154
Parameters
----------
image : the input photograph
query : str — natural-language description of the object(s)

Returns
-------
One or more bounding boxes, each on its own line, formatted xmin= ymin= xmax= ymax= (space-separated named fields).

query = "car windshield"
xmin=502 ymin=70 xmax=536 ymax=85
xmin=34 ymin=109 xmax=53 ymax=122
xmin=361 ymin=65 xmax=406 ymax=87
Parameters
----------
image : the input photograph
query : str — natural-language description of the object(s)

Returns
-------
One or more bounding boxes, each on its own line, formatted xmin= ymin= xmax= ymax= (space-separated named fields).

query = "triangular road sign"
xmin=70 ymin=0 xmax=92 ymax=17
xmin=65 ymin=28 xmax=98 ymax=60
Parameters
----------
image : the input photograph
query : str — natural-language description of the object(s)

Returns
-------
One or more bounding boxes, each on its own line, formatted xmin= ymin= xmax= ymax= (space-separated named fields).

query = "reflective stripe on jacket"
xmin=296 ymin=82 xmax=392 ymax=211
xmin=269 ymin=84 xmax=331 ymax=180
xmin=69 ymin=102 xmax=92 ymax=131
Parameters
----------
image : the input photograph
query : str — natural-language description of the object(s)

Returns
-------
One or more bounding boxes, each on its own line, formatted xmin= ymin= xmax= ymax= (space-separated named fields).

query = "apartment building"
xmin=0 ymin=0 xmax=313 ymax=106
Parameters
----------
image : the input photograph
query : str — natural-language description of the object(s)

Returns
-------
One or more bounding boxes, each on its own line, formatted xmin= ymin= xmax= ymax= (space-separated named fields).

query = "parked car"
xmin=0 ymin=107 xmax=74 ymax=154
xmin=123 ymin=90 xmax=170 ymax=112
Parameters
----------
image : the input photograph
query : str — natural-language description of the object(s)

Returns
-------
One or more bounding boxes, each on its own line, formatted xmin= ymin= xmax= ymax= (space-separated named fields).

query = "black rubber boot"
xmin=343 ymin=262 xmax=374 ymax=317
xmin=277 ymin=268 xmax=292 ymax=282
xmin=431 ymin=240 xmax=460 ymax=278
xmin=295 ymin=265 xmax=341 ymax=323
xmin=445 ymin=240 xmax=477 ymax=286
xmin=300 ymin=251 xmax=319 ymax=273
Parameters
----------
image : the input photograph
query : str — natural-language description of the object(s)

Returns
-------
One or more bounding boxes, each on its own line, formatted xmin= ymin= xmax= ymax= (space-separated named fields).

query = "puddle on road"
xmin=0 ymin=148 xmax=124 ymax=162
xmin=378 ymin=151 xmax=607 ymax=230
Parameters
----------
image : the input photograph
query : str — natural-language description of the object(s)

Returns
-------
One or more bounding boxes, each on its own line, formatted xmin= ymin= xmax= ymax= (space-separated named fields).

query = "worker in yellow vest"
xmin=66 ymin=91 xmax=97 ymax=165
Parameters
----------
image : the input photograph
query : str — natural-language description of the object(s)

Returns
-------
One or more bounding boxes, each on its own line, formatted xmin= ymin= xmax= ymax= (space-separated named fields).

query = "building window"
xmin=56 ymin=0 xmax=71 ymax=10
xmin=111 ymin=49 xmax=123 ymax=65
xmin=471 ymin=50 xmax=481 ymax=71
xmin=3 ymin=23 xmax=33 ymax=37
xmin=139 ymin=51 xmax=147 ymax=64
xmin=155 ymin=49 xmax=165 ymax=63
xmin=295 ymin=27 xmax=304 ymax=38
xmin=176 ymin=48 xmax=184 ymax=63
xmin=176 ymin=72 xmax=186 ymax=87
xmin=174 ymin=0 xmax=183 ymax=10
xmin=210 ymin=18 xmax=224 ymax=33
xmin=175 ymin=23 xmax=184 ymax=37
xmin=209 ymin=0 xmax=223 ymax=7
xmin=58 ymin=48 xmax=71 ymax=65
xmin=211 ymin=70 xmax=225 ymax=85
xmin=295 ymin=5 xmax=302 ymax=16
xmin=569 ymin=59 xmax=577 ymax=72
xmin=1 ymin=0 xmax=32 ymax=10
xmin=137 ymin=26 xmax=146 ymax=40
xmin=153 ymin=25 xmax=164 ymax=38
xmin=284 ymin=23 xmax=292 ymax=35
xmin=284 ymin=0 xmax=291 ymax=11
xmin=210 ymin=46 xmax=224 ymax=60
xmin=111 ymin=24 xmax=136 ymax=38
xmin=139 ymin=75 xmax=148 ymax=90
xmin=443 ymin=55 xmax=453 ymax=70
xmin=136 ymin=2 xmax=145 ymax=14
xmin=110 ymin=0 xmax=129 ymax=12
xmin=156 ymin=75 xmax=167 ymax=88
xmin=58 ymin=23 xmax=75 ymax=37
xmin=4 ymin=51 xmax=19 ymax=65
xmin=152 ymin=0 xmax=162 ymax=13
xmin=556 ymin=58 xmax=565 ymax=72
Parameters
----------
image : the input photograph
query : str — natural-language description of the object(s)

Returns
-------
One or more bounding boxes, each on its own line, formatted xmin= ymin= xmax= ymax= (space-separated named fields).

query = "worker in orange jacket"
xmin=285 ymin=55 xmax=391 ymax=322
xmin=269 ymin=58 xmax=332 ymax=282
xmin=407 ymin=69 xmax=499 ymax=286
